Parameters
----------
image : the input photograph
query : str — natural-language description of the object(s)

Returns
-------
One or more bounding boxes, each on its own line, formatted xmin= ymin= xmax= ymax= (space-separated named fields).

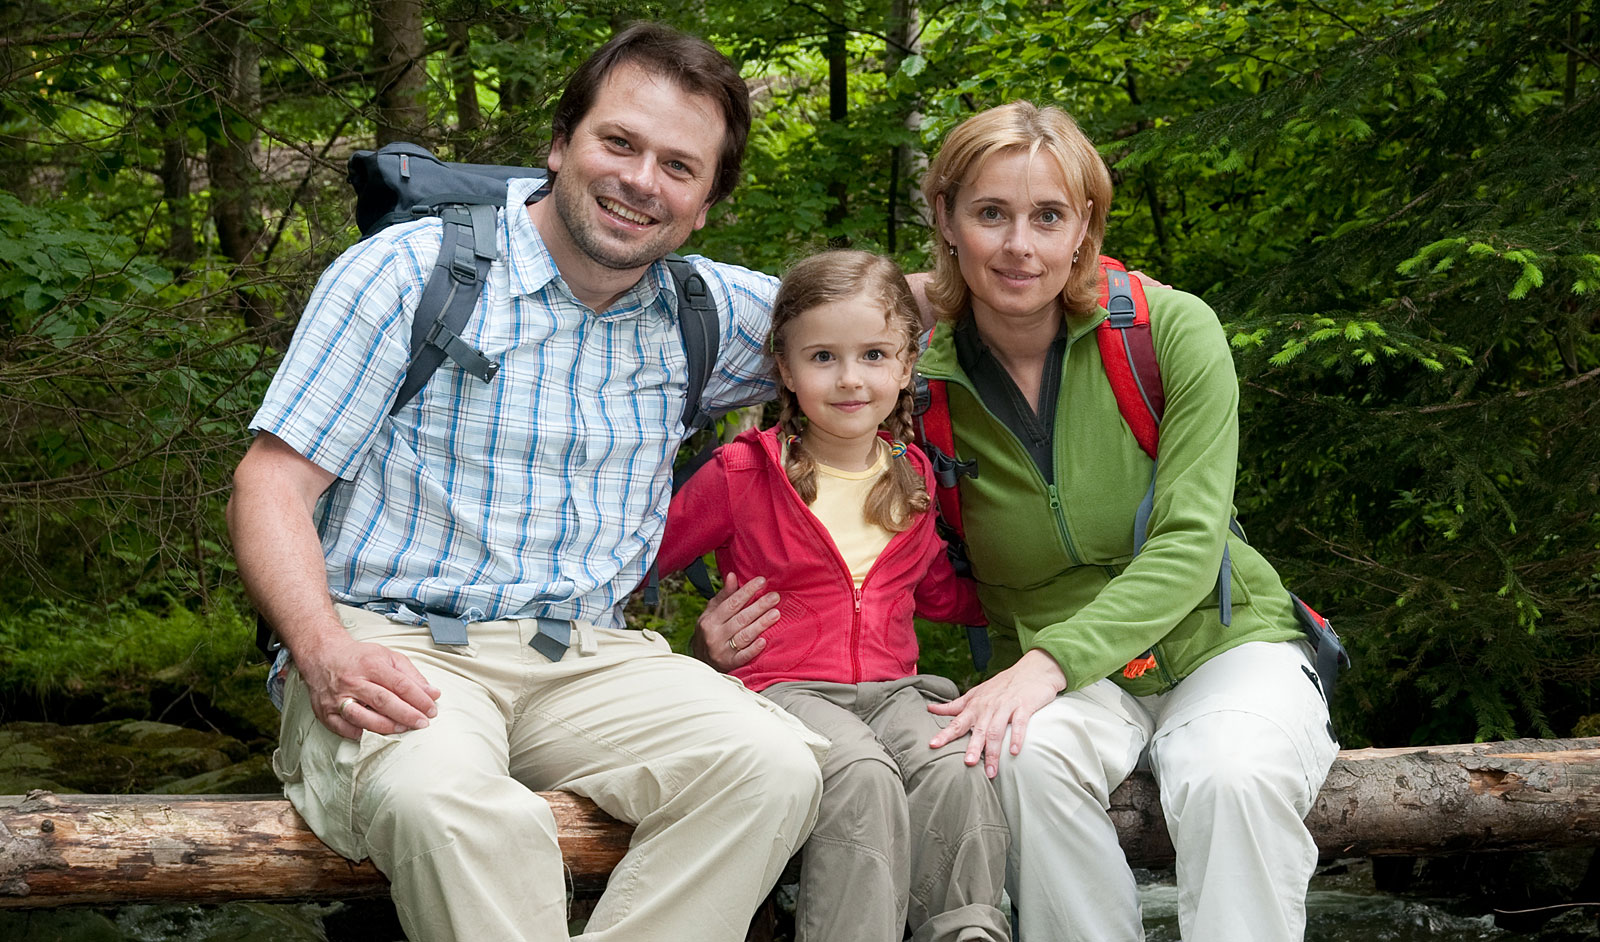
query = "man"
xmin=228 ymin=23 xmax=824 ymax=942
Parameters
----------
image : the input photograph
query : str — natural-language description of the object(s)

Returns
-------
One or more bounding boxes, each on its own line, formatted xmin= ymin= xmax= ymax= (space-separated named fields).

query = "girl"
xmin=657 ymin=250 xmax=1011 ymax=942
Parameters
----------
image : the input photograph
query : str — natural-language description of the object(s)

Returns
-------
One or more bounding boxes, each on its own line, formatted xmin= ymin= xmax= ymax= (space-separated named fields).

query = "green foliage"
xmin=0 ymin=594 xmax=275 ymax=738
xmin=2 ymin=0 xmax=1596 ymax=750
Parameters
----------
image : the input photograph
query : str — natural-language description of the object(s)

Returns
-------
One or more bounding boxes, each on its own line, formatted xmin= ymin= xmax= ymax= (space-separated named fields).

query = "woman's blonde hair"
xmin=768 ymin=250 xmax=930 ymax=532
xmin=922 ymin=101 xmax=1113 ymax=321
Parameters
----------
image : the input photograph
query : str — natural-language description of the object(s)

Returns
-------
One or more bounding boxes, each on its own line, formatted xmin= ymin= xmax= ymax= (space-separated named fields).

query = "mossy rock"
xmin=0 ymin=720 xmax=251 ymax=794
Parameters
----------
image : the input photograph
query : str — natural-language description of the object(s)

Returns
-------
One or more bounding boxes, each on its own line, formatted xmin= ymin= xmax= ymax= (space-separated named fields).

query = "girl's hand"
xmin=927 ymin=649 xmax=1067 ymax=778
xmin=691 ymin=572 xmax=780 ymax=672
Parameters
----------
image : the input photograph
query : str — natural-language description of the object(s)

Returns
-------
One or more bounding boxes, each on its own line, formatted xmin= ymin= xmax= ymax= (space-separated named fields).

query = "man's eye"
xmin=667 ymin=160 xmax=689 ymax=174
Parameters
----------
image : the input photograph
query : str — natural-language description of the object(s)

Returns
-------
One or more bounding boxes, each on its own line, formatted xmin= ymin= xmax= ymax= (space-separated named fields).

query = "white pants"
xmin=995 ymin=640 xmax=1338 ymax=942
xmin=274 ymin=605 xmax=826 ymax=942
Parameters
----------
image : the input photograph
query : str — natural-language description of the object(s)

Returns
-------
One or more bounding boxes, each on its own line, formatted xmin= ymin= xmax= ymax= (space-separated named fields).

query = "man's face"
xmin=545 ymin=62 xmax=726 ymax=272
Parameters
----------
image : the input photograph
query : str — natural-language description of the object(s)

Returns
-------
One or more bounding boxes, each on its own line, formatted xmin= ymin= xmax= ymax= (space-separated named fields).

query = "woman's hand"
xmin=690 ymin=572 xmax=780 ymax=672
xmin=928 ymin=649 xmax=1067 ymax=777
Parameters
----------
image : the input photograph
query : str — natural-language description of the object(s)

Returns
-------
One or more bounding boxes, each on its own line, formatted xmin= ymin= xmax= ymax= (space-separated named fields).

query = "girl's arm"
xmin=913 ymin=546 xmax=986 ymax=627
xmin=656 ymin=453 xmax=735 ymax=576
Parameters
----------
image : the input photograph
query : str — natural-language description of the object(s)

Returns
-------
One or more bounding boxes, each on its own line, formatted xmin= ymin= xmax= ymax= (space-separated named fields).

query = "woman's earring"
xmin=1072 ymin=249 xmax=1081 ymax=264
xmin=948 ymin=245 xmax=957 ymax=257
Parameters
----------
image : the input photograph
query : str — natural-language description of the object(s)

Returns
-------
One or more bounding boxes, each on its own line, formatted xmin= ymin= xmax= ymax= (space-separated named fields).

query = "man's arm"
xmin=228 ymin=432 xmax=440 ymax=740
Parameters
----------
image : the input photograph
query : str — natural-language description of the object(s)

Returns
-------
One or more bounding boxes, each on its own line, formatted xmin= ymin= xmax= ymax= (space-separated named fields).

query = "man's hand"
xmin=1129 ymin=269 xmax=1170 ymax=290
xmin=230 ymin=432 xmax=441 ymax=740
xmin=927 ymin=649 xmax=1067 ymax=778
xmin=294 ymin=632 xmax=442 ymax=740
xmin=691 ymin=572 xmax=779 ymax=672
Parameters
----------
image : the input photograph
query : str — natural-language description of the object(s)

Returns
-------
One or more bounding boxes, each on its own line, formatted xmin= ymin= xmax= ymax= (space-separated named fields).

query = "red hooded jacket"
xmin=658 ymin=425 xmax=984 ymax=692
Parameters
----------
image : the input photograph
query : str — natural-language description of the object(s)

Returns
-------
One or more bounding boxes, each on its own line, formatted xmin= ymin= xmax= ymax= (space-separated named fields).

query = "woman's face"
xmin=937 ymin=148 xmax=1090 ymax=328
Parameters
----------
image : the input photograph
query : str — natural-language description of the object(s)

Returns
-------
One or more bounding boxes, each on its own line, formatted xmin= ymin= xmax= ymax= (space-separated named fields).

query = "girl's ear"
xmin=776 ymin=354 xmax=796 ymax=392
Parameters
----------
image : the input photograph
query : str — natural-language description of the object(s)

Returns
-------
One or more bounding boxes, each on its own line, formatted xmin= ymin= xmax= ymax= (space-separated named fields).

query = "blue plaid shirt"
xmin=252 ymin=176 xmax=778 ymax=633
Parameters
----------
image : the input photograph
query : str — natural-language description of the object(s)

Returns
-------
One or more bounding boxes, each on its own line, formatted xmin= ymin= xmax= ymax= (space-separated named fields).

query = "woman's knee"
xmin=1152 ymin=711 xmax=1317 ymax=812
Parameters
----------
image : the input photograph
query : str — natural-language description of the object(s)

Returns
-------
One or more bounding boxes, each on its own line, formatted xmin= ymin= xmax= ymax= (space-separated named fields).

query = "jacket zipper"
xmin=768 ymin=433 xmax=908 ymax=686
xmin=1045 ymin=484 xmax=1085 ymax=567
xmin=850 ymin=587 xmax=864 ymax=683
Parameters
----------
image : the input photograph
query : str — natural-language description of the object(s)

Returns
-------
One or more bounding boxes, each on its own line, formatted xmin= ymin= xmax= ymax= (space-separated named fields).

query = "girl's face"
xmin=937 ymin=148 xmax=1090 ymax=328
xmin=776 ymin=293 xmax=913 ymax=468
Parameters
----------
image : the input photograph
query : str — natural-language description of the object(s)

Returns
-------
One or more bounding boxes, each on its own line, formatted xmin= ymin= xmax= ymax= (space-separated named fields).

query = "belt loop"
xmin=575 ymin=620 xmax=598 ymax=657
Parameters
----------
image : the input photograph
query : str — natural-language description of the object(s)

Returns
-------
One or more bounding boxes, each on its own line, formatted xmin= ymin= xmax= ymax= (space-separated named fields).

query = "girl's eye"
xmin=812 ymin=351 xmax=834 ymax=363
xmin=864 ymin=349 xmax=884 ymax=361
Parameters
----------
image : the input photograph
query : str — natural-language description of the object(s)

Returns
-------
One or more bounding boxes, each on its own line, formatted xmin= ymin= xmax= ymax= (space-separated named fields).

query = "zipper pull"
xmin=853 ymin=588 xmax=863 ymax=613
xmin=1047 ymin=484 xmax=1062 ymax=512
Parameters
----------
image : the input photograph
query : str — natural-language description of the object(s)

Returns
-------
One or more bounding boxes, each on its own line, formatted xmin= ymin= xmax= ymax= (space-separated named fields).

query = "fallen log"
xmin=1112 ymin=736 xmax=1600 ymax=866
xmin=3 ymin=737 xmax=1599 ymax=907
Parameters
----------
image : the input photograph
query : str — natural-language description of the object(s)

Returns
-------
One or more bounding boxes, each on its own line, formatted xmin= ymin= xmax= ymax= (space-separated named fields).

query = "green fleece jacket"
xmin=919 ymin=287 xmax=1303 ymax=696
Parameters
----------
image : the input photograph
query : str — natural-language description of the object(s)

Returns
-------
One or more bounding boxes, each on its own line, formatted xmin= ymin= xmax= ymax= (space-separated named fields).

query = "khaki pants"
xmin=996 ymin=640 xmax=1339 ymax=942
xmin=763 ymin=676 xmax=1011 ymax=942
xmin=274 ymin=605 xmax=826 ymax=942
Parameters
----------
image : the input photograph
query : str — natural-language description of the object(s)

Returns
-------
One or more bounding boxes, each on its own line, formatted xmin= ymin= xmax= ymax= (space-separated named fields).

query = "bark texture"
xmin=0 ymin=789 xmax=628 ymax=906
xmin=1111 ymin=737 xmax=1600 ymax=866
xmin=4 ymin=739 xmax=1600 ymax=906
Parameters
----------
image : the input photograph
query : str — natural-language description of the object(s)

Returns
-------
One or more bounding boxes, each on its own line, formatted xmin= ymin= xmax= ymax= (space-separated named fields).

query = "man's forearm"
xmin=226 ymin=443 xmax=345 ymax=659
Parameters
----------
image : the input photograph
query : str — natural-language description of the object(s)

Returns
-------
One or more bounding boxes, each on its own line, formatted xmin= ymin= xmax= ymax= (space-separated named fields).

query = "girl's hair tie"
xmin=888 ymin=440 xmax=908 ymax=458
xmin=787 ymin=434 xmax=803 ymax=448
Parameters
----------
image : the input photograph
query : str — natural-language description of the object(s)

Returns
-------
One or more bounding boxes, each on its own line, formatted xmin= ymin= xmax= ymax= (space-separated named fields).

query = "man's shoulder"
xmin=674 ymin=253 xmax=780 ymax=307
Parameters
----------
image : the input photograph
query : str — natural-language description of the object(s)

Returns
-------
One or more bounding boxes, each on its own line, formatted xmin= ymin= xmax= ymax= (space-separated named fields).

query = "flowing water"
xmin=1 ymin=858 xmax=1588 ymax=940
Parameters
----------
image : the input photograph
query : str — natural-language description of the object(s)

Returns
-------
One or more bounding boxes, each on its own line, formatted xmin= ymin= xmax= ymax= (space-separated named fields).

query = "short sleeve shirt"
xmin=250 ymin=176 xmax=779 ymax=628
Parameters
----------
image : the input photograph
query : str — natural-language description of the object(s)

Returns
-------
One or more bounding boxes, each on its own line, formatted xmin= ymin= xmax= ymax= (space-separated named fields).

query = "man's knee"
xmin=358 ymin=758 xmax=558 ymax=867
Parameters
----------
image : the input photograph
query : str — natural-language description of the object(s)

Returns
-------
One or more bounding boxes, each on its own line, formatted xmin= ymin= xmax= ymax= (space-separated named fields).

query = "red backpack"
xmin=914 ymin=257 xmax=1347 ymax=698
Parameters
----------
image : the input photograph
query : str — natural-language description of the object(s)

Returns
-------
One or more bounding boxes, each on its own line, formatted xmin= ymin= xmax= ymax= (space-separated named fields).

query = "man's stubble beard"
xmin=549 ymin=173 xmax=682 ymax=272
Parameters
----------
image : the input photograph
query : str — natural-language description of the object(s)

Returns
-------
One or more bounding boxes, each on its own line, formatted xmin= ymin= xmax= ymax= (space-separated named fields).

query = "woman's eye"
xmin=979 ymin=207 xmax=1002 ymax=221
xmin=1039 ymin=210 xmax=1061 ymax=224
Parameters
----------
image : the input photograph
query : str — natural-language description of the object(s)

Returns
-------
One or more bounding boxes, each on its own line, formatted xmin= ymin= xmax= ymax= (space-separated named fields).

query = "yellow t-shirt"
xmin=810 ymin=445 xmax=894 ymax=588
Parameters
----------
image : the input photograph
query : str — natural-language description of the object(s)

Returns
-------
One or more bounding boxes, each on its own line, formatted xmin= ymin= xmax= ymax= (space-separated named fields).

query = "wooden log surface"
xmin=1112 ymin=736 xmax=1600 ymax=866
xmin=4 ymin=738 xmax=1600 ymax=907
xmin=0 ymin=789 xmax=627 ymax=907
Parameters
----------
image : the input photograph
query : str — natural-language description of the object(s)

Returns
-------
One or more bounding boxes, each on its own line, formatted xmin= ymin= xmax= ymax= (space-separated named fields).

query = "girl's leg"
xmin=1147 ymin=640 xmax=1339 ymax=942
xmin=866 ymin=675 xmax=1011 ymax=942
xmin=762 ymin=682 xmax=910 ymax=942
xmin=994 ymin=679 xmax=1152 ymax=942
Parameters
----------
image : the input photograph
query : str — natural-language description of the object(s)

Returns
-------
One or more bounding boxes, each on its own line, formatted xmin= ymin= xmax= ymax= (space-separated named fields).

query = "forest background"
xmin=1 ymin=0 xmax=1596 ymax=753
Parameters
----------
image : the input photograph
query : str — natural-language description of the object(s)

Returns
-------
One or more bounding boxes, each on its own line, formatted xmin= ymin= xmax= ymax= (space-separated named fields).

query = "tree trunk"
xmin=824 ymin=15 xmax=849 ymax=242
xmin=885 ymin=0 xmax=925 ymax=253
xmin=371 ymin=0 xmax=427 ymax=147
xmin=154 ymin=106 xmax=197 ymax=266
xmin=201 ymin=17 xmax=271 ymax=327
xmin=6 ymin=740 xmax=1600 ymax=907
xmin=445 ymin=18 xmax=480 ymax=134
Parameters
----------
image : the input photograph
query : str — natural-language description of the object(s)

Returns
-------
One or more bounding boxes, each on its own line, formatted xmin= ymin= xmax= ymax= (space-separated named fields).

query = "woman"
xmin=700 ymin=101 xmax=1339 ymax=941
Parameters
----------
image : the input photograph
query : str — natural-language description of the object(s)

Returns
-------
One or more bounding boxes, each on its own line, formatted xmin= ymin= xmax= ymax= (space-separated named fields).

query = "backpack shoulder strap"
xmin=663 ymin=254 xmax=721 ymax=434
xmin=916 ymin=373 xmax=969 ymax=543
xmin=390 ymin=202 xmax=501 ymax=416
xmin=642 ymin=255 xmax=723 ymax=604
xmin=1094 ymin=255 xmax=1163 ymax=460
